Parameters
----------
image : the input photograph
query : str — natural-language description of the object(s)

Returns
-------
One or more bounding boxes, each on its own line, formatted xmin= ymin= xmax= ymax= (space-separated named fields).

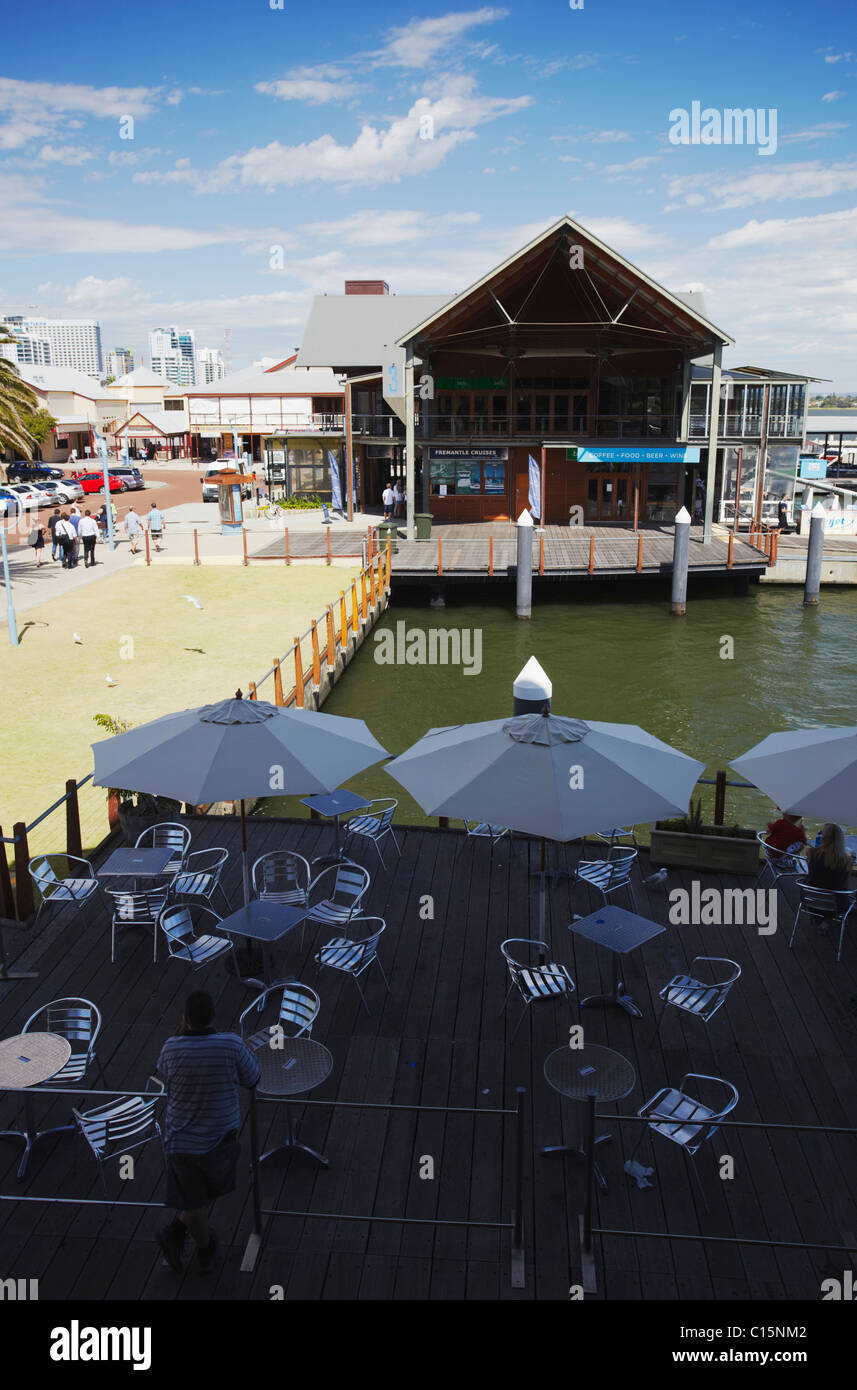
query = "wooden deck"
xmin=1 ymin=815 xmax=856 ymax=1302
xmin=390 ymin=524 xmax=768 ymax=581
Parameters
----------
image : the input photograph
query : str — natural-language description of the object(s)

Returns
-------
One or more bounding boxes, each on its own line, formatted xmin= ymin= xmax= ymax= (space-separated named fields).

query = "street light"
xmin=93 ymin=427 xmax=116 ymax=551
xmin=1 ymin=526 xmax=19 ymax=646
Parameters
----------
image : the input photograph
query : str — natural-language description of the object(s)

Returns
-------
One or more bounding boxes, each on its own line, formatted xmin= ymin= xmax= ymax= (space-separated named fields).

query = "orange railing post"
xmin=326 ymin=528 xmax=332 ymax=566
xmin=340 ymin=591 xmax=348 ymax=651
xmin=326 ymin=606 xmax=336 ymax=669
xmin=361 ymin=568 xmax=368 ymax=622
xmin=728 ymin=531 xmax=734 ymax=569
xmin=438 ymin=536 xmax=443 ymax=576
xmin=369 ymin=557 xmax=377 ymax=609
xmin=285 ymin=527 xmax=290 ymax=565
xmin=193 ymin=528 xmax=200 ymax=565
xmin=385 ymin=541 xmax=391 ymax=590
xmin=248 ymin=681 xmax=257 ymax=700
xmin=489 ymin=536 xmax=494 ymax=576
xmin=588 ymin=534 xmax=595 ymax=575
xmin=636 ymin=533 xmax=643 ymax=574
xmin=293 ymin=638 xmax=304 ymax=709
xmin=273 ymin=657 xmax=284 ymax=706
xmin=242 ymin=527 xmax=248 ymax=566
xmin=311 ymin=621 xmax=321 ymax=686
xmin=351 ymin=579 xmax=359 ymax=637
xmin=771 ymin=530 xmax=778 ymax=565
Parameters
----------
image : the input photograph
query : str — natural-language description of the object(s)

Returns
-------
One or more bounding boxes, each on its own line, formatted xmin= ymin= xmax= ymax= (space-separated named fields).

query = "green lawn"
xmin=1 ymin=564 xmax=360 ymax=862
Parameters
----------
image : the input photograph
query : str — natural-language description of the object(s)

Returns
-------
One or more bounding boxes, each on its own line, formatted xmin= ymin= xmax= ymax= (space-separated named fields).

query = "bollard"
xmin=636 ymin=533 xmax=643 ymax=574
xmin=803 ymin=503 xmax=826 ymax=606
xmin=193 ymin=528 xmax=200 ymax=565
xmin=293 ymin=638 xmax=304 ymax=708
xmin=670 ymin=506 xmax=691 ymax=616
xmin=242 ymin=527 xmax=248 ymax=567
xmin=513 ymin=656 xmax=552 ymax=715
xmin=273 ymin=657 xmax=284 ymax=706
xmin=145 ymin=528 xmax=151 ymax=565
xmin=515 ymin=509 xmax=534 ymax=619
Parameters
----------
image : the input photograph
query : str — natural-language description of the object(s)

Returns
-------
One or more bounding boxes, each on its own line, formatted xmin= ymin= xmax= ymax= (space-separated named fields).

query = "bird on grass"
xmin=105 ymin=674 xmax=117 ymax=686
xmin=181 ymin=595 xmax=204 ymax=609
xmin=73 ymin=632 xmax=82 ymax=644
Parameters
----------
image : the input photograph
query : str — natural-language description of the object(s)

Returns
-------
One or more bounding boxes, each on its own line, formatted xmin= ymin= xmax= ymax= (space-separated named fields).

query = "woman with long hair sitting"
xmin=807 ymin=824 xmax=855 ymax=892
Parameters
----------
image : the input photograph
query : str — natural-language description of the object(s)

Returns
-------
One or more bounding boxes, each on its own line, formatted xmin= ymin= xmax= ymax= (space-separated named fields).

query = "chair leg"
xmin=837 ymin=911 xmax=850 ymax=964
xmin=390 ymin=829 xmax=402 ymax=857
xmin=788 ymin=905 xmax=804 ymax=949
xmin=352 ymin=974 xmax=371 ymax=1016
xmin=374 ymin=839 xmax=387 ymax=870
xmin=216 ymin=882 xmax=232 ymax=913
xmin=627 ymin=881 xmax=639 ymax=914
xmin=647 ymin=996 xmax=670 ymax=1048
xmin=685 ymin=1148 xmax=710 ymax=1213
xmin=509 ymin=1001 xmax=528 ymax=1042
xmin=375 ymin=957 xmax=390 ymax=993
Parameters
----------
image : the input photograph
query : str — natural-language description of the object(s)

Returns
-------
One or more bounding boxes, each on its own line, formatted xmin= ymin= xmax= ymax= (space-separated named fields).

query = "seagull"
xmin=181 ymin=595 xmax=204 ymax=609
xmin=644 ymin=867 xmax=668 ymax=887
xmin=73 ymin=632 xmax=82 ymax=644
xmin=105 ymin=674 xmax=117 ymax=686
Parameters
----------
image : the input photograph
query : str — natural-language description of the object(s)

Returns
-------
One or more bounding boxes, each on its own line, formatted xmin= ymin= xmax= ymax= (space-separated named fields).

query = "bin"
xmin=414 ymin=512 xmax=433 ymax=541
xmin=377 ymin=520 xmax=398 ymax=554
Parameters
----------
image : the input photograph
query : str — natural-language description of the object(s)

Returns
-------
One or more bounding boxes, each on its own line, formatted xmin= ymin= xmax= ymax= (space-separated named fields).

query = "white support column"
xmin=405 ymin=348 xmax=415 ymax=541
xmin=679 ymin=353 xmax=691 ymax=441
xmin=703 ymin=341 xmax=722 ymax=543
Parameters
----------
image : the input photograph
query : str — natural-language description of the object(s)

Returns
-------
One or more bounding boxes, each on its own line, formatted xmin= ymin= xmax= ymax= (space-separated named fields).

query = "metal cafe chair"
xmin=157 ymin=903 xmax=235 ymax=973
xmin=134 ymin=821 xmax=191 ymax=875
xmin=651 ymin=957 xmax=741 ymax=1043
xmin=314 ymin=917 xmax=390 ymax=1016
xmin=789 ymin=883 xmax=857 ymax=963
xmin=23 ymin=997 xmax=105 ymax=1087
xmin=341 ymin=798 xmax=402 ymax=870
xmin=239 ymin=981 xmax=320 ymax=1050
xmin=252 ymin=851 xmax=311 ymax=908
xmin=106 ymin=886 xmax=169 ymax=963
xmin=585 ymin=825 xmax=640 ymax=859
xmin=170 ymin=847 xmax=231 ymax=914
xmin=500 ymin=938 xmax=575 ymax=1041
xmin=630 ymin=1072 xmax=739 ymax=1209
xmin=754 ymin=832 xmax=806 ymax=890
xmin=28 ymin=854 xmax=100 ymax=926
xmin=455 ymin=820 xmax=510 ymax=867
xmin=72 ymin=1077 xmax=165 ymax=1197
xmin=306 ymin=862 xmax=370 ymax=933
xmin=572 ymin=849 xmax=639 ymax=912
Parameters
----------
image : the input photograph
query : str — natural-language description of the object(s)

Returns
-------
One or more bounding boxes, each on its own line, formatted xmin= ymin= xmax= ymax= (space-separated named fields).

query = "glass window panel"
xmin=586 ymin=478 xmax=599 ymax=517
xmin=553 ymin=395 xmax=569 ymax=433
xmin=572 ymin=394 xmax=588 ymax=432
xmin=516 ymin=394 xmax=531 ymax=431
xmin=535 ymin=395 xmax=550 ymax=432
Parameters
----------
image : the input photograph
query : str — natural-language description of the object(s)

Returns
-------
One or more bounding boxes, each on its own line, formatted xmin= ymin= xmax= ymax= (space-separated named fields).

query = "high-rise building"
xmin=195 ymin=347 xmax=225 ymax=385
xmin=149 ymin=326 xmax=196 ymax=386
xmin=107 ymin=348 xmax=134 ymax=379
xmin=1 ymin=316 xmax=102 ymax=376
xmin=1 ymin=316 xmax=52 ymax=367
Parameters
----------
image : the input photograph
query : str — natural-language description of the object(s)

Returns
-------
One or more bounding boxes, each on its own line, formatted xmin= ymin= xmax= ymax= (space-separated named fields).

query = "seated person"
xmin=765 ymin=810 xmax=807 ymax=857
xmin=806 ymin=823 xmax=855 ymax=892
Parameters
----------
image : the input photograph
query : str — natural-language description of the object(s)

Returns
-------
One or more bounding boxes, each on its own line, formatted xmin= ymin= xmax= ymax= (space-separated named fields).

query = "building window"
xmin=164 ymin=399 xmax=184 ymax=411
xmin=287 ymin=444 xmax=329 ymax=496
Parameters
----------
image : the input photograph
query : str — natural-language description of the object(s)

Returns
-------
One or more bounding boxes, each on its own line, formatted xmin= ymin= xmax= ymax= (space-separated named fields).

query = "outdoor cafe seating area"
xmin=2 ymin=784 xmax=857 ymax=1300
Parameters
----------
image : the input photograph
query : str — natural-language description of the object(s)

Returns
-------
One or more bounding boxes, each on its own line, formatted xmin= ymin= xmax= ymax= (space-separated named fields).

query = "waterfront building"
xmin=18 ymin=365 xmax=117 ymax=461
xmin=104 ymin=367 xmax=190 ymax=459
xmin=297 ymin=217 xmax=815 ymax=535
xmin=149 ymin=326 xmax=196 ymax=387
xmin=180 ymin=356 xmax=345 ymax=494
xmin=195 ymin=347 xmax=226 ymax=385
xmin=2 ymin=316 xmax=102 ymax=377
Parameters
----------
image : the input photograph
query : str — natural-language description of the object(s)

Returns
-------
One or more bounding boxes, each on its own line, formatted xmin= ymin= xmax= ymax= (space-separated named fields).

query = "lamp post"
xmin=1 ymin=527 xmax=18 ymax=646
xmin=93 ymin=429 xmax=116 ymax=552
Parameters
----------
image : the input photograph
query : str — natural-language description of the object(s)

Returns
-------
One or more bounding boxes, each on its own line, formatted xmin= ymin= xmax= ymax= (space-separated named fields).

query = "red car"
xmin=75 ymin=472 xmax=126 ymax=493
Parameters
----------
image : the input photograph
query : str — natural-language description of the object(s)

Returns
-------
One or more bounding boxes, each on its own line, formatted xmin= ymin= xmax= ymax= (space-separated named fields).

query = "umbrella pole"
xmin=241 ymin=798 xmax=251 ymax=908
xmin=539 ymin=837 xmax=547 ymax=954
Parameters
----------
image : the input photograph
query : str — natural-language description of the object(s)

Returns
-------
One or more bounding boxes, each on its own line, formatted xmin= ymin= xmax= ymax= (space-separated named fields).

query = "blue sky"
xmin=1 ymin=0 xmax=855 ymax=386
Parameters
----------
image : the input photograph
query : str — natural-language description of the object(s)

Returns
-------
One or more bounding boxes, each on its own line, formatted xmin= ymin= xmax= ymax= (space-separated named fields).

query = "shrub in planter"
xmin=651 ymin=800 xmax=759 ymax=874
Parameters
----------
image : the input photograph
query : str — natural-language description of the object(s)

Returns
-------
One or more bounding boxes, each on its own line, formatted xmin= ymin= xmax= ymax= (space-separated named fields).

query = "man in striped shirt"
xmin=156 ymin=990 xmax=260 ymax=1273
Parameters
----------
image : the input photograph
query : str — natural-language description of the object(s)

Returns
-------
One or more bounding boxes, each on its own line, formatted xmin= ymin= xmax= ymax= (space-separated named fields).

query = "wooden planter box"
xmin=650 ymin=825 xmax=760 ymax=876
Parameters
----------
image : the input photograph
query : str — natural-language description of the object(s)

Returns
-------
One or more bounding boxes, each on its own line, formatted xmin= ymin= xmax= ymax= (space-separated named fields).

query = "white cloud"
xmin=782 ymin=121 xmax=849 ymax=143
xmin=703 ymin=205 xmax=857 ymax=251
xmin=0 ymin=77 xmax=158 ymax=120
xmin=822 ymin=90 xmax=846 ymax=101
xmin=554 ymin=128 xmax=633 ymax=145
xmin=665 ymin=159 xmax=857 ymax=210
xmin=570 ymin=215 xmax=672 ymax=252
xmin=373 ymin=8 xmax=508 ymax=68
xmin=257 ymin=66 xmax=364 ymax=105
xmin=601 ymin=155 xmax=663 ymax=176
xmin=300 ymin=209 xmax=480 ymax=246
xmin=37 ymin=144 xmax=95 ymax=166
xmin=823 ymin=51 xmax=852 ymax=64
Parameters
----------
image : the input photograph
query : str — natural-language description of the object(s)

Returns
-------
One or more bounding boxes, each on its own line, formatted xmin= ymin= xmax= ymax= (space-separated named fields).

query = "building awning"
xmin=54 ymin=417 xmax=92 ymax=429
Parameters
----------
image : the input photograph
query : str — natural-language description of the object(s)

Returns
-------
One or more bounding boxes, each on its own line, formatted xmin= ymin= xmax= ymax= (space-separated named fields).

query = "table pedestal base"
xmin=541 ymin=1133 xmax=613 ymax=1190
xmin=581 ymin=980 xmax=642 ymax=1018
xmin=0 ymin=1120 xmax=72 ymax=1181
xmin=259 ymin=1104 xmax=328 ymax=1168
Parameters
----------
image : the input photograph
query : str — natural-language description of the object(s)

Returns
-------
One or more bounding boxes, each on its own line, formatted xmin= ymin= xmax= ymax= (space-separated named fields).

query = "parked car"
xmin=0 ymin=489 xmax=21 ymax=516
xmin=55 ymin=477 xmax=84 ymax=502
xmin=5 ymin=482 xmax=44 ymax=508
xmin=5 ymin=461 xmax=64 ymax=482
xmin=108 ymin=466 xmax=144 ymax=490
xmin=202 ymin=462 xmax=252 ymax=501
xmin=32 ymin=480 xmax=84 ymax=505
xmin=76 ymin=472 xmax=126 ymax=494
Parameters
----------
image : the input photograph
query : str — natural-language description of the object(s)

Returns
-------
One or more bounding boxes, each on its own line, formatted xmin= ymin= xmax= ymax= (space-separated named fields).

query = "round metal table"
xmin=541 ymin=1043 xmax=635 ymax=1191
xmin=0 ymin=1032 xmax=72 ymax=1181
xmin=256 ymin=1038 xmax=333 ymax=1167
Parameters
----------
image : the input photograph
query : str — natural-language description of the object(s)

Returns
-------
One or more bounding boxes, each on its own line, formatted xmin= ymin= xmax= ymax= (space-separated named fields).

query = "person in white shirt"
xmin=382 ymin=482 xmax=394 ymax=520
xmin=125 ymin=507 xmax=142 ymax=554
xmin=77 ymin=510 xmax=100 ymax=567
xmin=393 ymin=480 xmax=403 ymax=518
xmin=55 ymin=515 xmax=76 ymax=569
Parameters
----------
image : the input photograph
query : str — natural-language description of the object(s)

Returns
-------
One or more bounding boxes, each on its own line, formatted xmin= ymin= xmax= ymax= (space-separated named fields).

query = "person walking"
xmin=55 ymin=514 xmax=76 ymax=568
xmin=78 ymin=509 xmax=99 ymax=567
xmin=67 ymin=505 xmax=81 ymax=567
xmin=382 ymin=480 xmax=394 ymax=521
xmin=125 ymin=505 xmax=142 ymax=554
xmin=28 ymin=518 xmax=45 ymax=567
xmin=393 ymin=479 xmax=403 ymax=519
xmin=155 ymin=990 xmax=260 ymax=1274
xmin=147 ymin=502 xmax=165 ymax=551
xmin=47 ymin=507 xmax=62 ymax=561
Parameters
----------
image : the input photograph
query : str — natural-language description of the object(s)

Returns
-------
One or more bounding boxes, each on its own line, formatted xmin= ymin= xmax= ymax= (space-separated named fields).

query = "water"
xmin=259 ymin=581 xmax=857 ymax=835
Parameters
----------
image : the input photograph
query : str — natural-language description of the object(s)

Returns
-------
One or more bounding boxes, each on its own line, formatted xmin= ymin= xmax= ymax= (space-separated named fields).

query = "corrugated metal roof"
xmin=113 ymin=410 xmax=187 ymax=435
xmin=21 ymin=366 xmax=114 ymax=399
xmin=113 ymin=368 xmax=171 ymax=387
xmin=181 ymin=363 xmax=345 ymax=395
xmin=806 ymin=412 xmax=857 ymax=432
xmin=297 ymin=295 xmax=452 ymax=370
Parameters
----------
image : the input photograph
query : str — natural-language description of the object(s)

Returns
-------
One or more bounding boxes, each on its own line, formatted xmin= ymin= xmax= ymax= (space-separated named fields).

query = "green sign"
xmin=436 ymin=377 xmax=507 ymax=390
xmin=566 ymin=447 xmax=578 ymax=462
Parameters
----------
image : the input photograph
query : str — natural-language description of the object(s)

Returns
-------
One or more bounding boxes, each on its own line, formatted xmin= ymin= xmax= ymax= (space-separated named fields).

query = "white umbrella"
xmin=731 ymin=726 xmax=857 ymax=824
xmin=385 ymin=709 xmax=704 ymax=931
xmin=92 ymin=693 xmax=388 ymax=904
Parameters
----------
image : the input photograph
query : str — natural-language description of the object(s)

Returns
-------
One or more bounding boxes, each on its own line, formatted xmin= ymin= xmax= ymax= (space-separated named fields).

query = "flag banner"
xmin=328 ymin=450 xmax=343 ymax=513
xmin=528 ymin=454 xmax=541 ymax=519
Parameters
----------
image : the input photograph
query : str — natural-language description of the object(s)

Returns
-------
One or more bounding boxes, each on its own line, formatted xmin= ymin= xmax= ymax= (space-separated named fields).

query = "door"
xmin=515 ymin=470 xmax=531 ymax=518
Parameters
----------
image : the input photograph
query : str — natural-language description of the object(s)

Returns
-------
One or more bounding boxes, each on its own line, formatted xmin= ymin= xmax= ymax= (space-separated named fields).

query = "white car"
xmin=34 ymin=480 xmax=84 ymax=505
xmin=6 ymin=482 xmax=43 ymax=508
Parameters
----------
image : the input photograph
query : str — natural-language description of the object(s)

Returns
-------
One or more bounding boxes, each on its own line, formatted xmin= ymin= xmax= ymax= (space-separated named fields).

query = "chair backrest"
xmin=30 ymin=856 xmax=60 ymax=890
xmin=798 ymin=882 xmax=857 ymax=919
xmin=75 ymin=1092 xmax=160 ymax=1155
xmin=279 ymin=983 xmax=321 ymax=1035
xmin=109 ymin=886 xmax=168 ymax=925
xmin=183 ymin=847 xmax=228 ymax=878
xmin=254 ymin=851 xmax=310 ymax=896
xmin=332 ymin=863 xmax=370 ymax=904
xmin=759 ymin=832 xmax=803 ymax=868
xmin=136 ymin=822 xmax=190 ymax=854
xmin=367 ymin=799 xmax=397 ymax=831
xmin=346 ymin=917 xmax=386 ymax=957
xmin=24 ymin=997 xmax=101 ymax=1050
xmin=501 ymin=938 xmax=549 ymax=971
xmin=605 ymin=850 xmax=636 ymax=886
xmin=159 ymin=904 xmax=195 ymax=944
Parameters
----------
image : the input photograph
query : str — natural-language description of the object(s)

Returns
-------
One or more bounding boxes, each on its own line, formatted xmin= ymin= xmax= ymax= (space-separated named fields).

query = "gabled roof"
xmin=112 ymin=410 xmax=187 ymax=436
xmin=395 ymin=215 xmax=735 ymax=358
xmin=297 ymin=296 xmax=452 ymax=372
xmin=113 ymin=367 xmax=171 ymax=388
xmin=20 ymin=365 xmax=114 ymax=400
xmin=181 ymin=363 xmax=345 ymax=396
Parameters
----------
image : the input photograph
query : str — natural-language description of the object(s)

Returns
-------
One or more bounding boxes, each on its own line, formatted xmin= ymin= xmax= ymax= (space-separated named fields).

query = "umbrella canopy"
xmin=731 ymin=726 xmax=857 ymax=824
xmin=385 ymin=710 xmax=704 ymax=840
xmin=92 ymin=696 xmax=388 ymax=805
